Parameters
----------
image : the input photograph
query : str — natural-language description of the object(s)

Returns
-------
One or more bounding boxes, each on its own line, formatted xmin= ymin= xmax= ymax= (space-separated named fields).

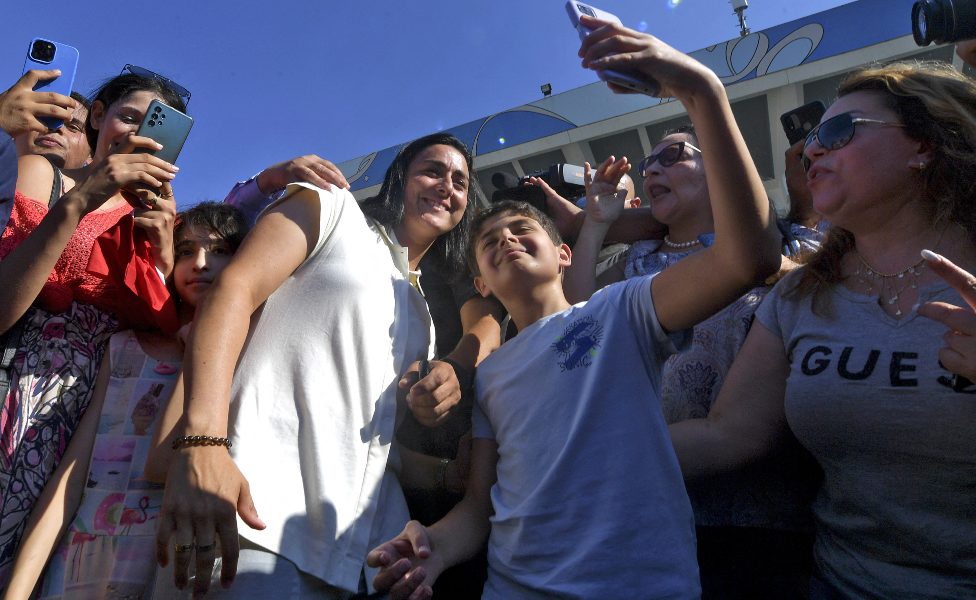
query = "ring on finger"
xmin=175 ymin=543 xmax=195 ymax=553
xmin=145 ymin=195 xmax=158 ymax=208
xmin=160 ymin=192 xmax=174 ymax=199
xmin=195 ymin=542 xmax=216 ymax=553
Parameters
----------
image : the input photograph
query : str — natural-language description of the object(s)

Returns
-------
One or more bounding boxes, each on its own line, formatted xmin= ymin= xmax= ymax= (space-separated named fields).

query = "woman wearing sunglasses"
xmin=0 ymin=67 xmax=188 ymax=584
xmin=565 ymin=124 xmax=819 ymax=597
xmin=670 ymin=61 xmax=976 ymax=599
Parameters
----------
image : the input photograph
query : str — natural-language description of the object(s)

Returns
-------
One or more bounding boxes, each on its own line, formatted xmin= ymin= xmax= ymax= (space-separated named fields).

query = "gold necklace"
xmin=853 ymin=250 xmax=925 ymax=316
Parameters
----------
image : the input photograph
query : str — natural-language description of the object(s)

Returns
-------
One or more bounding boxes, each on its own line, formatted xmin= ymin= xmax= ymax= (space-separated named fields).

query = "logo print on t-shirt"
xmin=552 ymin=316 xmax=603 ymax=371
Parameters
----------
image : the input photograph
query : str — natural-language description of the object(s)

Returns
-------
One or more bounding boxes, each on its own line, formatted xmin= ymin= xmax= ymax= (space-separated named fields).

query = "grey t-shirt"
xmin=756 ymin=270 xmax=976 ymax=599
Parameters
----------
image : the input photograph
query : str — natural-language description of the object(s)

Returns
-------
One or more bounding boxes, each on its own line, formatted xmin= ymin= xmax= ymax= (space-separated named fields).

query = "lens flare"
xmin=499 ymin=138 xmax=506 ymax=145
xmin=637 ymin=21 xmax=648 ymax=31
xmin=668 ymin=0 xmax=680 ymax=7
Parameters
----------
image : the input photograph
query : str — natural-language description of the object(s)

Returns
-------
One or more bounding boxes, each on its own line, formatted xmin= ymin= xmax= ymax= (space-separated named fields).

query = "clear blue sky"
xmin=2 ymin=0 xmax=857 ymax=207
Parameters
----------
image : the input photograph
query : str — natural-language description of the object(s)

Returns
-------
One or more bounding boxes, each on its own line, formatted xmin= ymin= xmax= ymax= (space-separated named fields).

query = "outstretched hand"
xmin=916 ymin=250 xmax=976 ymax=382
xmin=577 ymin=15 xmax=716 ymax=98
xmin=367 ymin=521 xmax=442 ymax=600
xmin=0 ymin=69 xmax=76 ymax=138
xmin=256 ymin=155 xmax=350 ymax=196
xmin=583 ymin=156 xmax=630 ymax=226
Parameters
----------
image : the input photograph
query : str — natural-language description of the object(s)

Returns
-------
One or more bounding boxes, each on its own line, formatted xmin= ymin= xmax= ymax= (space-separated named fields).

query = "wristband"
xmin=441 ymin=358 xmax=474 ymax=392
xmin=172 ymin=435 xmax=232 ymax=451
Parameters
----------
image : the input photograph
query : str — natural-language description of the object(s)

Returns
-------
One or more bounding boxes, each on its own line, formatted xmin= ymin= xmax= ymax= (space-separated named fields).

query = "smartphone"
xmin=419 ymin=359 xmax=431 ymax=380
xmin=130 ymin=99 xmax=193 ymax=201
xmin=21 ymin=38 xmax=79 ymax=130
xmin=565 ymin=1 xmax=660 ymax=97
xmin=781 ymin=100 xmax=827 ymax=146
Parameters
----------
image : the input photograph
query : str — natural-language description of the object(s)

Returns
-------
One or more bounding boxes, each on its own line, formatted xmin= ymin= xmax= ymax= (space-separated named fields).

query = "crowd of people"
xmin=0 ymin=13 xmax=973 ymax=600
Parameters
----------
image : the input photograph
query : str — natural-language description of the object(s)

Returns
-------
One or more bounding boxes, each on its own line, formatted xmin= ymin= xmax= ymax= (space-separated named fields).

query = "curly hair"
xmin=787 ymin=60 xmax=976 ymax=314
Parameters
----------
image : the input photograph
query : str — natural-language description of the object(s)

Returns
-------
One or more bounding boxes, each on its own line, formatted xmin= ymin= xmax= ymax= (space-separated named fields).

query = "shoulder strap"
xmin=48 ymin=161 xmax=63 ymax=208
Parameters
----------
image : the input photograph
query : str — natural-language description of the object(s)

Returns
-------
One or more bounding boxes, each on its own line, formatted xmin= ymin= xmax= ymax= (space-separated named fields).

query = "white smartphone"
xmin=565 ymin=1 xmax=660 ymax=97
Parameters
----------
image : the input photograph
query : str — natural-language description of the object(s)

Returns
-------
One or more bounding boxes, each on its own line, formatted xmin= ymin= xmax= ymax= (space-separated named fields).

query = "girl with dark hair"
xmin=0 ymin=67 xmax=187 ymax=583
xmin=670 ymin=61 xmax=976 ymax=599
xmin=154 ymin=134 xmax=475 ymax=598
xmin=2 ymin=203 xmax=248 ymax=600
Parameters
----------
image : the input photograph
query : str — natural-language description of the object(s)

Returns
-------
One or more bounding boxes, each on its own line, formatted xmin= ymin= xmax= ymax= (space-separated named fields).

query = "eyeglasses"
xmin=638 ymin=141 xmax=701 ymax=177
xmin=801 ymin=113 xmax=904 ymax=172
xmin=121 ymin=64 xmax=191 ymax=106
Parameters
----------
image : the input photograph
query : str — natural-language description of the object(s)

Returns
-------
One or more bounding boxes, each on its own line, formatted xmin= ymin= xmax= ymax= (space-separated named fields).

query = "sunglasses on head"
xmin=638 ymin=141 xmax=701 ymax=177
xmin=801 ymin=113 xmax=904 ymax=172
xmin=121 ymin=64 xmax=191 ymax=106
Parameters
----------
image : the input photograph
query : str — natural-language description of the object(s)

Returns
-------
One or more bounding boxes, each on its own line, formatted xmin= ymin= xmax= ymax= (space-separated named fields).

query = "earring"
xmin=919 ymin=161 xmax=926 ymax=170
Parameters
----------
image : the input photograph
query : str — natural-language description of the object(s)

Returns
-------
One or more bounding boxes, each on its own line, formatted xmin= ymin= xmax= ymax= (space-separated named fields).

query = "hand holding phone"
xmin=566 ymin=2 xmax=661 ymax=97
xmin=0 ymin=70 xmax=76 ymax=138
xmin=128 ymin=99 xmax=193 ymax=201
xmin=21 ymin=38 xmax=79 ymax=130
xmin=781 ymin=101 xmax=826 ymax=146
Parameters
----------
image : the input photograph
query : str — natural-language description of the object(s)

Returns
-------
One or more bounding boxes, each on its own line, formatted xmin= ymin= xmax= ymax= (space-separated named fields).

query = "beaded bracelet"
xmin=172 ymin=435 xmax=233 ymax=451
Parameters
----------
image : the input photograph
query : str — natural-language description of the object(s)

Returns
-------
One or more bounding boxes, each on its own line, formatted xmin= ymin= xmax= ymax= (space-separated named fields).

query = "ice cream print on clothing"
xmin=552 ymin=316 xmax=603 ymax=371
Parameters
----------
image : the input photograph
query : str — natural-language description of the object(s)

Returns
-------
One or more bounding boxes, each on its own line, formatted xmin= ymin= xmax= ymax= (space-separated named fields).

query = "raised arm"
xmin=535 ymin=175 xmax=664 ymax=244
xmin=563 ymin=157 xmax=631 ymax=304
xmin=579 ymin=16 xmax=780 ymax=334
xmin=1 ymin=352 xmax=110 ymax=600
xmin=155 ymin=186 xmax=321 ymax=596
xmin=223 ymin=155 xmax=349 ymax=225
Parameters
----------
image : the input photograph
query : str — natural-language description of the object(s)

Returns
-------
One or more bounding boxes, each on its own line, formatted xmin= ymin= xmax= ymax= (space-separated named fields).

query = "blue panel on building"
xmin=474 ymin=111 xmax=575 ymax=154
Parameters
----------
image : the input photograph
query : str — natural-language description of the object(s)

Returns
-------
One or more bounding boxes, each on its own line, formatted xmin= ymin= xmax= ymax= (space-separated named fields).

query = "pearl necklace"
xmin=853 ymin=250 xmax=925 ymax=317
xmin=663 ymin=235 xmax=701 ymax=249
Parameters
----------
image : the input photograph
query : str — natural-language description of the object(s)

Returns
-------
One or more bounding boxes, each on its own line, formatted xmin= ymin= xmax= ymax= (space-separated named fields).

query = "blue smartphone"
xmin=129 ymin=99 xmax=194 ymax=203
xmin=565 ymin=1 xmax=660 ymax=97
xmin=21 ymin=38 xmax=79 ymax=130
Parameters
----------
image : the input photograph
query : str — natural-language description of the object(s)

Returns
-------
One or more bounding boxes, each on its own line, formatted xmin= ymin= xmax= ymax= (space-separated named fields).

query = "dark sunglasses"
xmin=638 ymin=141 xmax=701 ymax=177
xmin=801 ymin=113 xmax=904 ymax=172
xmin=121 ymin=64 xmax=191 ymax=106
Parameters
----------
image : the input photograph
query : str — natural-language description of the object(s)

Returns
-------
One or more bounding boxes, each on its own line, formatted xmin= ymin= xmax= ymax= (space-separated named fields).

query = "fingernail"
xmin=921 ymin=249 xmax=940 ymax=262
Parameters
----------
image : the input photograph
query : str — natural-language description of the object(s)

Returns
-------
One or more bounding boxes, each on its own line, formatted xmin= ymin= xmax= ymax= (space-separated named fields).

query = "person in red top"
xmin=0 ymin=66 xmax=187 ymax=585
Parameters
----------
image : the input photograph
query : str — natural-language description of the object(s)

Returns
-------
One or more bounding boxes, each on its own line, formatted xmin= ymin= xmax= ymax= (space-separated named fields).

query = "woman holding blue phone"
xmin=0 ymin=66 xmax=189 ymax=585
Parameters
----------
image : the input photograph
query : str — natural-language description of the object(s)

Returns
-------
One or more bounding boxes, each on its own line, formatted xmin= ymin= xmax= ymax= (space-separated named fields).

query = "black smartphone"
xmin=781 ymin=100 xmax=826 ymax=146
xmin=130 ymin=99 xmax=193 ymax=202
xmin=418 ymin=359 xmax=431 ymax=380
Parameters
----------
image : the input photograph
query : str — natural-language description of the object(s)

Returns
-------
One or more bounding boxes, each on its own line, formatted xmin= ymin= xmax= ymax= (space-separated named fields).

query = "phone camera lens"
xmin=160 ymin=114 xmax=166 ymax=118
xmin=154 ymin=106 xmax=162 ymax=113
xmin=29 ymin=40 xmax=57 ymax=63
xmin=148 ymin=120 xmax=156 ymax=127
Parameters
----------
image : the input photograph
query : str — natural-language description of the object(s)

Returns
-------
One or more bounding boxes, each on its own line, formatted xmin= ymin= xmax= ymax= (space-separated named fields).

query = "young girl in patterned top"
xmin=2 ymin=203 xmax=248 ymax=600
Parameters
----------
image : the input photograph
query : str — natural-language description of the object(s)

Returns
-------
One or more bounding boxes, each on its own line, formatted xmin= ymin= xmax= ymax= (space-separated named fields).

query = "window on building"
xmin=477 ymin=162 xmax=520 ymax=203
xmin=518 ymin=149 xmax=568 ymax=176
